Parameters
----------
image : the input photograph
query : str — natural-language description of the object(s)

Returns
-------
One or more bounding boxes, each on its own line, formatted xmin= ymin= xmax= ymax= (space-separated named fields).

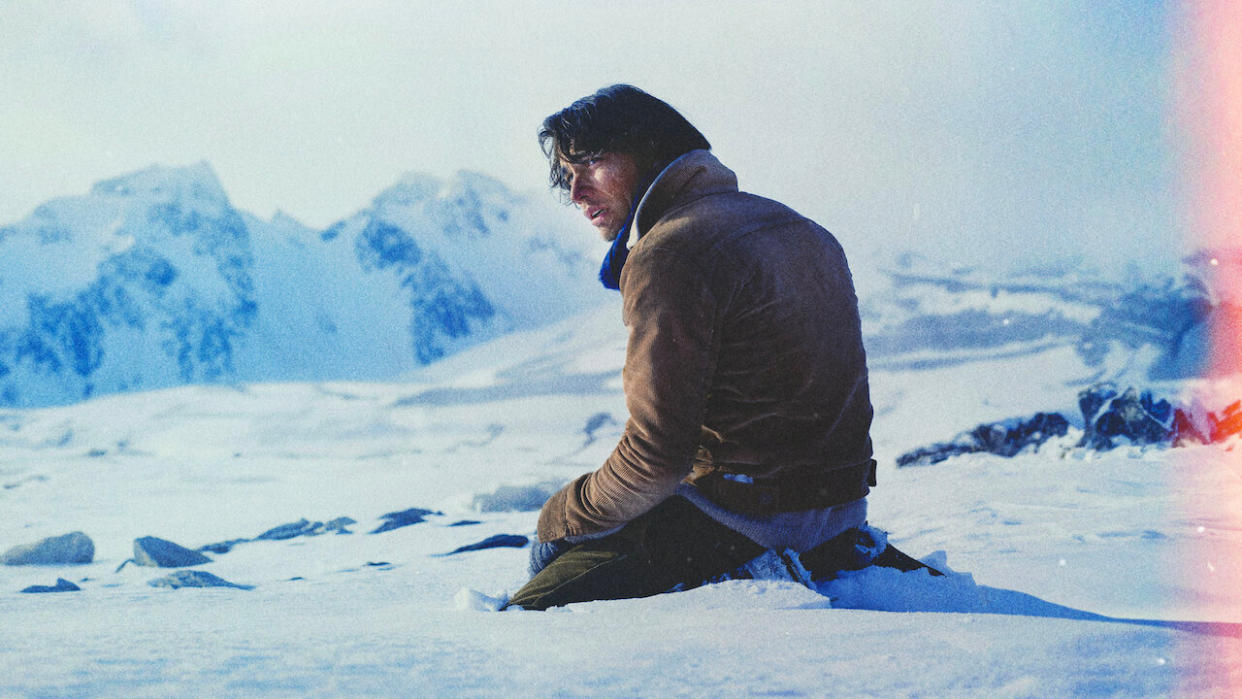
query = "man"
xmin=506 ymin=85 xmax=918 ymax=611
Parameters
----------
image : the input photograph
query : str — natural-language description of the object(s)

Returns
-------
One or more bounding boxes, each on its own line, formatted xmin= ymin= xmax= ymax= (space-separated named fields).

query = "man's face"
xmin=562 ymin=151 xmax=642 ymax=241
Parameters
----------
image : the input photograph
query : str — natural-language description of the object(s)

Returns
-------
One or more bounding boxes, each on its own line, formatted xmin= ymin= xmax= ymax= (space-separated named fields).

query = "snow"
xmin=2 ymin=303 xmax=1241 ymax=696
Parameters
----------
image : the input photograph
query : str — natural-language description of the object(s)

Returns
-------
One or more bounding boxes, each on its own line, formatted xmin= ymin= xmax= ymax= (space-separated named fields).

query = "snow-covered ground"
xmin=2 ymin=303 xmax=1240 ymax=696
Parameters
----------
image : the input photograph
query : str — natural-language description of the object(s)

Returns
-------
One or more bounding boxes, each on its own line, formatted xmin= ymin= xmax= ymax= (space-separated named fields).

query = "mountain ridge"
xmin=0 ymin=162 xmax=608 ymax=407
xmin=3 ymin=161 xmax=1235 ymax=408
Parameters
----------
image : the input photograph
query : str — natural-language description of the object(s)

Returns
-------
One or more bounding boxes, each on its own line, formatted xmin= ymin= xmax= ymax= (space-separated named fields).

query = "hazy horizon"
xmin=2 ymin=1 xmax=1194 ymax=279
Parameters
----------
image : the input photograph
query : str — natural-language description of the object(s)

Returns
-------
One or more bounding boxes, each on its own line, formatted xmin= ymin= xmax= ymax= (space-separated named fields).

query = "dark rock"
xmin=439 ymin=534 xmax=529 ymax=556
xmin=325 ymin=517 xmax=357 ymax=534
xmin=133 ymin=536 xmax=212 ymax=568
xmin=255 ymin=518 xmax=317 ymax=540
xmin=1079 ymin=386 xmax=1173 ymax=450
xmin=198 ymin=538 xmax=248 ymax=555
xmin=198 ymin=516 xmax=356 ymax=555
xmin=371 ymin=507 xmax=440 ymax=534
xmin=148 ymin=570 xmax=254 ymax=590
xmin=1141 ymin=391 xmax=1173 ymax=424
xmin=896 ymin=432 xmax=978 ymax=467
xmin=897 ymin=412 xmax=1069 ymax=467
xmin=1078 ymin=383 xmax=1117 ymax=426
xmin=901 ymin=384 xmax=1242 ymax=468
xmin=21 ymin=577 xmax=81 ymax=593
xmin=256 ymin=516 xmax=357 ymax=540
xmin=1 ymin=531 xmax=94 ymax=565
xmin=449 ymin=520 xmax=482 ymax=527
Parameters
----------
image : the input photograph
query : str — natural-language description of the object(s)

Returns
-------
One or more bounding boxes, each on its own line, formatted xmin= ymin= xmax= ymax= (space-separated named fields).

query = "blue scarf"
xmin=598 ymin=171 xmax=659 ymax=291
xmin=598 ymin=207 xmax=637 ymax=290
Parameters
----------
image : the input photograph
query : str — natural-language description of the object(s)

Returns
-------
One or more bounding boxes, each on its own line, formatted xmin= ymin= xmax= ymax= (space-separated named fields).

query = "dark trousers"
xmin=506 ymin=496 xmax=766 ymax=611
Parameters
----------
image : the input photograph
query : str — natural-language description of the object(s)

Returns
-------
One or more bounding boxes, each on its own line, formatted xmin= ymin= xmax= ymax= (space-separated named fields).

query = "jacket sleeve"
xmin=537 ymin=251 xmax=720 ymax=542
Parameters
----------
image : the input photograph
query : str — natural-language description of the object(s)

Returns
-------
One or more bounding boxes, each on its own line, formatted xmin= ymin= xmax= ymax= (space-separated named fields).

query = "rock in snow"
xmin=899 ymin=383 xmax=1242 ymax=467
xmin=197 ymin=538 xmax=249 ymax=555
xmin=371 ymin=508 xmax=439 ymax=534
xmin=196 ymin=516 xmax=357 ymax=554
xmin=1078 ymin=384 xmax=1172 ymax=449
xmin=439 ymin=534 xmax=529 ymax=556
xmin=897 ymin=413 xmax=1069 ymax=467
xmin=132 ymin=537 xmax=212 ymax=568
xmin=20 ymin=578 xmax=82 ymax=594
xmin=148 ymin=570 xmax=254 ymax=590
xmin=255 ymin=517 xmax=356 ymax=540
xmin=1 ymin=532 xmax=94 ymax=565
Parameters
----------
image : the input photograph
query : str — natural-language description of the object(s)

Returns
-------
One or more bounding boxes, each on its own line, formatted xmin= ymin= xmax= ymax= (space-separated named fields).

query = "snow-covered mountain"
xmin=858 ymin=250 xmax=1239 ymax=381
xmin=3 ymin=160 xmax=1235 ymax=412
xmin=0 ymin=163 xmax=608 ymax=407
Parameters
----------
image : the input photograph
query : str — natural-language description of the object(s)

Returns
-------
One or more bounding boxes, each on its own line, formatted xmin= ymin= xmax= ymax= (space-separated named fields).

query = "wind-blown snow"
xmin=2 ymin=301 xmax=1240 ymax=696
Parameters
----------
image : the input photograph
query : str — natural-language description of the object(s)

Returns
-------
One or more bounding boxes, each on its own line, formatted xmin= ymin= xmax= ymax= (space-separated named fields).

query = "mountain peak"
xmin=91 ymin=161 xmax=230 ymax=207
xmin=373 ymin=173 xmax=442 ymax=208
xmin=445 ymin=170 xmax=510 ymax=196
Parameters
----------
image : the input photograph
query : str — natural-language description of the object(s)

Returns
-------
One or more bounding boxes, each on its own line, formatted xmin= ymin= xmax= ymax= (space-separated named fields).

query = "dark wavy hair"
xmin=539 ymin=84 xmax=711 ymax=195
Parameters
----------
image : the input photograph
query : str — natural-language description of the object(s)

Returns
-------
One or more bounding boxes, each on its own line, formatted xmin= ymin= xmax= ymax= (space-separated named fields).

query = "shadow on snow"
xmin=820 ymin=563 xmax=1242 ymax=638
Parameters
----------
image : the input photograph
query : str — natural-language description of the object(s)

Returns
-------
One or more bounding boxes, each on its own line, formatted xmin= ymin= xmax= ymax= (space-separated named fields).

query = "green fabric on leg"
xmin=506 ymin=496 xmax=764 ymax=610
xmin=505 ymin=500 xmax=760 ymax=610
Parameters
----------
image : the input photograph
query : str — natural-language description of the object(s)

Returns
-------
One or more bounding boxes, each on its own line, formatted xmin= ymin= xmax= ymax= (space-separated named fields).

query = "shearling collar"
xmin=629 ymin=149 xmax=739 ymax=244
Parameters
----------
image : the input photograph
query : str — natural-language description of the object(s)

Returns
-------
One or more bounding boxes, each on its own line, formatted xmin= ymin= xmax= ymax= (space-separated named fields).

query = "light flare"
xmin=1172 ymin=1 xmax=1242 ymax=695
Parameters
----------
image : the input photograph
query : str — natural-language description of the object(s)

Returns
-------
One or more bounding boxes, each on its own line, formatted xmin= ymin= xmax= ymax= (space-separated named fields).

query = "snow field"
xmin=2 ymin=304 xmax=1240 ymax=696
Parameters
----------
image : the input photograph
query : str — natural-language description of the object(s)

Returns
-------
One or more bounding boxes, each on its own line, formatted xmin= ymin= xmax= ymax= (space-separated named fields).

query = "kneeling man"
xmin=507 ymin=85 xmax=899 ymax=610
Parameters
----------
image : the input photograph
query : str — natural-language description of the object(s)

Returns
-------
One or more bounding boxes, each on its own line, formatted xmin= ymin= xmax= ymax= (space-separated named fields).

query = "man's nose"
xmin=569 ymin=177 xmax=588 ymax=204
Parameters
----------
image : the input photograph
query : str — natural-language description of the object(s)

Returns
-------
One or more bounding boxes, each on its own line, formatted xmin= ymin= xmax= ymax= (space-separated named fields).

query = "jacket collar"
xmin=627 ymin=149 xmax=739 ymax=246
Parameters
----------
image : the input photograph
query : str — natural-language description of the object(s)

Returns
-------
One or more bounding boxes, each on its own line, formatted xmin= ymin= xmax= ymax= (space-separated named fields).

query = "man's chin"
xmin=597 ymin=225 xmax=620 ymax=242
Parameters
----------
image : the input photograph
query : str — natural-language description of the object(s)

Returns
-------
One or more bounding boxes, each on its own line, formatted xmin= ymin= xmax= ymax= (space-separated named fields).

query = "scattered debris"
xmin=1210 ymin=400 xmax=1242 ymax=443
xmin=898 ymin=383 xmax=1242 ymax=467
xmin=1078 ymin=385 xmax=1172 ymax=449
xmin=1079 ymin=383 xmax=1242 ymax=449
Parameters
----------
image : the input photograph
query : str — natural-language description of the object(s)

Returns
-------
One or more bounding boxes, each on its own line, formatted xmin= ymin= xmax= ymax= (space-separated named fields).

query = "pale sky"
xmin=1 ymin=1 xmax=1185 ymax=278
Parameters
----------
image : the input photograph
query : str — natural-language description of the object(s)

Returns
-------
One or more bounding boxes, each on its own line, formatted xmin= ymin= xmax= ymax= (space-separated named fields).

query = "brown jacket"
xmin=537 ymin=150 xmax=873 ymax=542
